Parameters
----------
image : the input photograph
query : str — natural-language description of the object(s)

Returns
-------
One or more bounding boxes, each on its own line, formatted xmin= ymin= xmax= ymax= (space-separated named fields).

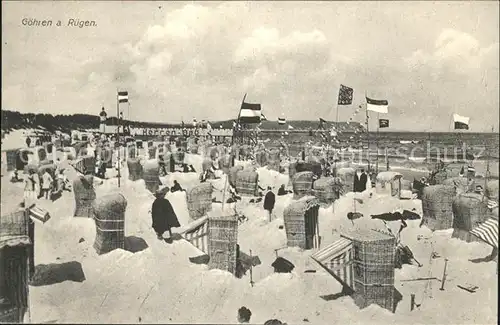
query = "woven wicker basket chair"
xmin=235 ymin=169 xmax=259 ymax=197
xmin=228 ymin=165 xmax=244 ymax=187
xmin=432 ymin=162 xmax=466 ymax=185
xmin=186 ymin=183 xmax=213 ymax=220
xmin=485 ymin=180 xmax=499 ymax=202
xmin=312 ymin=176 xmax=343 ymax=206
xmin=73 ymin=175 xmax=96 ymax=218
xmin=143 ymin=159 xmax=161 ymax=194
xmin=127 ymin=145 xmax=137 ymax=159
xmin=209 ymin=147 xmax=219 ymax=160
xmin=92 ymin=193 xmax=127 ymax=255
xmin=148 ymin=146 xmax=157 ymax=160
xmin=421 ymin=185 xmax=456 ymax=231
xmin=127 ymin=158 xmax=143 ymax=181
xmin=336 ymin=167 xmax=356 ymax=195
xmin=452 ymin=192 xmax=491 ymax=242
xmin=218 ymin=154 xmax=232 ymax=175
xmin=99 ymin=147 xmax=114 ymax=168
xmin=255 ymin=150 xmax=269 ymax=166
xmin=283 ymin=197 xmax=320 ymax=249
xmin=267 ymin=149 xmax=280 ymax=171
xmin=292 ymin=171 xmax=315 ymax=199
xmin=375 ymin=172 xmax=403 ymax=198
xmin=207 ymin=215 xmax=238 ymax=274
xmin=442 ymin=177 xmax=473 ymax=195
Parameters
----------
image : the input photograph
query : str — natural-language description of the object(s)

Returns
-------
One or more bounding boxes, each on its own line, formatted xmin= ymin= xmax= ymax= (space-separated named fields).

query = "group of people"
xmin=23 ymin=166 xmax=70 ymax=204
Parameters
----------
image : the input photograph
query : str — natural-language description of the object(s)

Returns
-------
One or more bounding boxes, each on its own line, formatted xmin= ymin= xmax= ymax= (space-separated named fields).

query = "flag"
xmin=453 ymin=114 xmax=470 ymax=130
xmin=239 ymin=101 xmax=262 ymax=124
xmin=118 ymin=91 xmax=128 ymax=103
xmin=338 ymin=84 xmax=354 ymax=105
xmin=366 ymin=97 xmax=389 ymax=113
xmin=278 ymin=117 xmax=286 ymax=125
xmin=288 ymin=124 xmax=294 ymax=130
xmin=379 ymin=119 xmax=389 ymax=128
xmin=470 ymin=218 xmax=498 ymax=248
xmin=319 ymin=118 xmax=327 ymax=124
xmin=232 ymin=121 xmax=237 ymax=128
xmin=261 ymin=113 xmax=267 ymax=121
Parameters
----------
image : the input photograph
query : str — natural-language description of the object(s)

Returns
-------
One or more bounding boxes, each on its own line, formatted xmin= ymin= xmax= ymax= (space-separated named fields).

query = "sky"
xmin=2 ymin=1 xmax=499 ymax=132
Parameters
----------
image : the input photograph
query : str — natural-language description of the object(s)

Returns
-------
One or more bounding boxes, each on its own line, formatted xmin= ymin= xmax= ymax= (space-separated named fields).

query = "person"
xmin=24 ymin=168 xmax=39 ymax=205
xmin=277 ymin=184 xmax=287 ymax=196
xmin=359 ymin=169 xmax=368 ymax=192
xmin=158 ymin=155 xmax=168 ymax=176
xmin=169 ymin=153 xmax=175 ymax=173
xmin=237 ymin=306 xmax=252 ymax=324
xmin=26 ymin=136 xmax=31 ymax=148
xmin=41 ymin=169 xmax=53 ymax=200
xmin=353 ymin=170 xmax=361 ymax=192
xmin=182 ymin=164 xmax=189 ymax=173
xmin=57 ymin=168 xmax=70 ymax=191
xmin=170 ymin=180 xmax=183 ymax=193
xmin=188 ymin=164 xmax=196 ymax=173
xmin=151 ymin=187 xmax=181 ymax=242
xmin=263 ymin=186 xmax=276 ymax=222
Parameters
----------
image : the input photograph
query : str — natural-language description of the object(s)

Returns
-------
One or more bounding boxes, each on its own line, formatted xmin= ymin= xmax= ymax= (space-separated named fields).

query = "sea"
xmin=257 ymin=131 xmax=500 ymax=178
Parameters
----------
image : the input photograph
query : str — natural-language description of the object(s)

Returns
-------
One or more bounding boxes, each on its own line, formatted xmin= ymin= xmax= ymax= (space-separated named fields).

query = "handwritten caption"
xmin=22 ymin=18 xmax=97 ymax=28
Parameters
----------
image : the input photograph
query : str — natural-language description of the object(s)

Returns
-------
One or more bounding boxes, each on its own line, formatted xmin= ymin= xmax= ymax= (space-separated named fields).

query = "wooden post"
xmin=410 ymin=294 xmax=416 ymax=311
xmin=249 ymin=249 xmax=254 ymax=287
xmin=439 ymin=259 xmax=448 ymax=291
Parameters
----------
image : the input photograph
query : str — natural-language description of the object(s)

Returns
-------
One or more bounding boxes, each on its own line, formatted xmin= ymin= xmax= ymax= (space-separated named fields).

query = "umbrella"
xmin=347 ymin=212 xmax=363 ymax=221
xmin=371 ymin=209 xmax=421 ymax=222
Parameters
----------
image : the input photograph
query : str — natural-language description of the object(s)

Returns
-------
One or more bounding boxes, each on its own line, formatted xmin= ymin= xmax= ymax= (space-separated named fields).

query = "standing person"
xmin=41 ymin=169 xmax=53 ymax=199
xmin=24 ymin=168 xmax=38 ymax=205
xmin=263 ymin=186 xmax=276 ymax=222
xmin=158 ymin=155 xmax=168 ymax=176
xmin=26 ymin=136 xmax=31 ymax=148
xmin=151 ymin=187 xmax=181 ymax=243
xmin=169 ymin=153 xmax=175 ymax=173
xmin=353 ymin=170 xmax=361 ymax=192
xmin=359 ymin=169 xmax=368 ymax=192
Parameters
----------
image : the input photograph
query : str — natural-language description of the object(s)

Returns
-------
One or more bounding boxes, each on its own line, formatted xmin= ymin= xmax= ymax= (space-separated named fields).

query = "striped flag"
xmin=117 ymin=91 xmax=129 ymax=103
xmin=239 ymin=100 xmax=262 ymax=124
xmin=288 ymin=124 xmax=294 ymax=130
xmin=366 ymin=97 xmax=389 ymax=114
xmin=311 ymin=237 xmax=354 ymax=290
xmin=278 ymin=117 xmax=286 ymax=125
xmin=453 ymin=114 xmax=470 ymax=130
xmin=470 ymin=218 xmax=498 ymax=248
xmin=338 ymin=84 xmax=354 ymax=105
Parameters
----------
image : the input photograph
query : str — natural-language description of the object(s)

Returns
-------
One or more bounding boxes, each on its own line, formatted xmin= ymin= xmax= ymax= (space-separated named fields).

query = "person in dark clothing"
xmin=301 ymin=150 xmax=306 ymax=161
xmin=170 ymin=180 xmax=183 ymax=193
xmin=359 ymin=169 xmax=368 ymax=192
xmin=263 ymin=186 xmax=276 ymax=222
xmin=169 ymin=154 xmax=175 ymax=173
xmin=277 ymin=184 xmax=287 ymax=196
xmin=26 ymin=137 xmax=31 ymax=147
xmin=188 ymin=165 xmax=196 ymax=173
xmin=151 ymin=187 xmax=181 ymax=242
xmin=182 ymin=164 xmax=189 ymax=173
xmin=353 ymin=172 xmax=361 ymax=192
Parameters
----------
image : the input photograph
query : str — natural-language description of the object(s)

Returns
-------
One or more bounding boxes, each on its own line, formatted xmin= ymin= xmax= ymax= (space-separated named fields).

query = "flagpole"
xmin=116 ymin=90 xmax=121 ymax=188
xmin=365 ymin=91 xmax=370 ymax=172
xmin=376 ymin=112 xmax=380 ymax=173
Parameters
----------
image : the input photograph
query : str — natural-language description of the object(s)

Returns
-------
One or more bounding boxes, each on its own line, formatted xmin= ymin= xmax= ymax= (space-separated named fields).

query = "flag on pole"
xmin=278 ymin=117 xmax=286 ymax=125
xmin=366 ymin=97 xmax=388 ymax=114
xmin=319 ymin=118 xmax=327 ymax=124
xmin=118 ymin=91 xmax=129 ymax=103
xmin=239 ymin=100 xmax=262 ymax=124
xmin=288 ymin=124 xmax=294 ymax=130
xmin=470 ymin=218 xmax=498 ymax=248
xmin=379 ymin=119 xmax=389 ymax=128
xmin=338 ymin=84 xmax=354 ymax=105
xmin=261 ymin=113 xmax=267 ymax=121
xmin=453 ymin=114 xmax=470 ymax=130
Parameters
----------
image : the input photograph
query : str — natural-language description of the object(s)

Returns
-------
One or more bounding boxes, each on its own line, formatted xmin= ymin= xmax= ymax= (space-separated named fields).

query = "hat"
xmin=154 ymin=186 xmax=169 ymax=197
xmin=475 ymin=185 xmax=483 ymax=192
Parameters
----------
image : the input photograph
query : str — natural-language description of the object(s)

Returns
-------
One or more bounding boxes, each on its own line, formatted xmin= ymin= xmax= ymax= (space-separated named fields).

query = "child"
xmin=41 ymin=170 xmax=53 ymax=200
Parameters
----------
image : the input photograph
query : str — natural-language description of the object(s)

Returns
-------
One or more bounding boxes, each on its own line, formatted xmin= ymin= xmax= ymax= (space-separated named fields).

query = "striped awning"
xmin=311 ymin=237 xmax=354 ymax=290
xmin=0 ymin=235 xmax=31 ymax=249
xmin=470 ymin=218 xmax=498 ymax=248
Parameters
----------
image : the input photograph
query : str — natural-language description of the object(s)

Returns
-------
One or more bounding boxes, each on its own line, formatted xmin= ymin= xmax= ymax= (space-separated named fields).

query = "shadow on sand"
xmin=30 ymin=261 xmax=86 ymax=286
xmin=124 ymin=236 xmax=149 ymax=253
xmin=320 ymin=288 xmax=403 ymax=313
